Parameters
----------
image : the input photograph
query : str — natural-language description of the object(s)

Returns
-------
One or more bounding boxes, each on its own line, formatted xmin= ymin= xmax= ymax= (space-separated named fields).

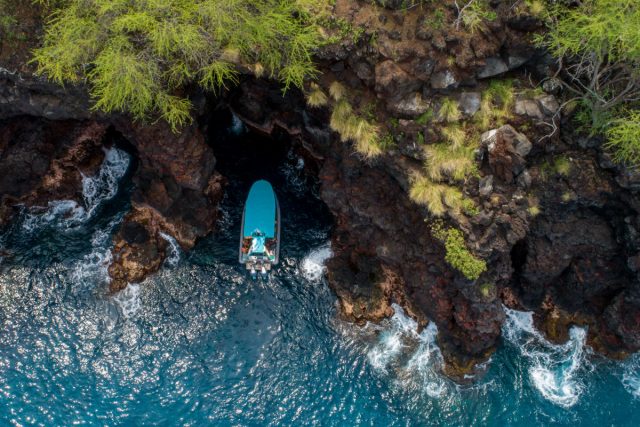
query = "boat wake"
xmin=503 ymin=307 xmax=590 ymax=408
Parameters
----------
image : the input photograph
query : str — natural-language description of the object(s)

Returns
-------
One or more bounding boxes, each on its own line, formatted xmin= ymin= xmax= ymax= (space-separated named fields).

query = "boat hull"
xmin=239 ymin=180 xmax=281 ymax=271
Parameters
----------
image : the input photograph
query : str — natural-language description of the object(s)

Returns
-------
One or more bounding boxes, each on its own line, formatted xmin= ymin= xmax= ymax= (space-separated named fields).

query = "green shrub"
xmin=32 ymin=0 xmax=330 ymax=131
xmin=431 ymin=224 xmax=487 ymax=280
xmin=415 ymin=108 xmax=434 ymax=126
xmin=605 ymin=110 xmax=640 ymax=166
xmin=554 ymin=155 xmax=572 ymax=176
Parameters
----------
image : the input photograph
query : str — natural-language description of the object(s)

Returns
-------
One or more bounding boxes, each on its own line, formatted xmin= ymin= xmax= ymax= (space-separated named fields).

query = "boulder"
xmin=477 ymin=57 xmax=509 ymax=79
xmin=515 ymin=98 xmax=544 ymax=120
xmin=537 ymin=94 xmax=560 ymax=116
xmin=375 ymin=60 xmax=422 ymax=99
xmin=430 ymin=70 xmax=458 ymax=90
xmin=458 ymin=92 xmax=481 ymax=117
xmin=482 ymin=125 xmax=531 ymax=183
xmin=387 ymin=92 xmax=430 ymax=117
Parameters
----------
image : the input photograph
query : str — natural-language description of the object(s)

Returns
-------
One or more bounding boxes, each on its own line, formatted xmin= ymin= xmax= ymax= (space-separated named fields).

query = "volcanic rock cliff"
xmin=1 ymin=0 xmax=639 ymax=380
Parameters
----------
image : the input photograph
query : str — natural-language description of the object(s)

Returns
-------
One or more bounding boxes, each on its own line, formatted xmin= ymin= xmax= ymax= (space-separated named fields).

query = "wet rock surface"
xmin=0 ymin=117 xmax=107 ymax=226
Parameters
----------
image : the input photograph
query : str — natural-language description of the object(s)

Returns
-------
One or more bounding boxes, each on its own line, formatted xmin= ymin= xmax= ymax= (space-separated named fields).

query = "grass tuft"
xmin=439 ymin=98 xmax=461 ymax=123
xmin=329 ymin=81 xmax=347 ymax=101
xmin=306 ymin=83 xmax=328 ymax=107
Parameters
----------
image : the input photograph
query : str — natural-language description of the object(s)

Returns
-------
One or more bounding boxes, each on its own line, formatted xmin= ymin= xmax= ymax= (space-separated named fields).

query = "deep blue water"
xmin=0 ymin=121 xmax=639 ymax=426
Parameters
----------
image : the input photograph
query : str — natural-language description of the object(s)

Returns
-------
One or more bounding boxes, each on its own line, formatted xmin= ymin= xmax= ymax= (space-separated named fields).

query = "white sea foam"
xmin=113 ymin=283 xmax=142 ymax=319
xmin=81 ymin=146 xmax=130 ymax=217
xmin=363 ymin=305 xmax=449 ymax=397
xmin=622 ymin=354 xmax=640 ymax=399
xmin=159 ymin=232 xmax=181 ymax=267
xmin=300 ymin=243 xmax=332 ymax=281
xmin=503 ymin=307 xmax=589 ymax=408
xmin=22 ymin=147 xmax=129 ymax=231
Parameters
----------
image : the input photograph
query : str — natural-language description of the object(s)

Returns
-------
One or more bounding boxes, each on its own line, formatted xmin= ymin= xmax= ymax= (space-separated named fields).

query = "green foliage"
xmin=415 ymin=108 xmax=434 ymax=126
xmin=0 ymin=0 xmax=18 ymax=39
xmin=409 ymin=174 xmax=448 ymax=217
xmin=553 ymin=155 xmax=572 ymax=176
xmin=542 ymin=0 xmax=640 ymax=64
xmin=538 ymin=1 xmax=640 ymax=165
xmin=33 ymin=0 xmax=330 ymax=131
xmin=479 ymin=282 xmax=495 ymax=298
xmin=431 ymin=223 xmax=487 ymax=280
xmin=605 ymin=110 xmax=640 ymax=165
xmin=424 ymin=143 xmax=476 ymax=182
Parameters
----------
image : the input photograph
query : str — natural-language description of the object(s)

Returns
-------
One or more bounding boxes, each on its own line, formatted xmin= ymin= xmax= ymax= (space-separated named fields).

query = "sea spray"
xmin=81 ymin=146 xmax=130 ymax=217
xmin=22 ymin=147 xmax=129 ymax=230
xmin=503 ymin=307 xmax=589 ymax=408
xmin=622 ymin=353 xmax=640 ymax=399
xmin=159 ymin=232 xmax=181 ymax=267
xmin=113 ymin=283 xmax=142 ymax=319
xmin=300 ymin=243 xmax=332 ymax=282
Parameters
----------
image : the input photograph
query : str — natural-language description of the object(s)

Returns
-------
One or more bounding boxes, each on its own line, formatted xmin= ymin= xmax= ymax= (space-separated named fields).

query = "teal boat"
xmin=239 ymin=180 xmax=281 ymax=277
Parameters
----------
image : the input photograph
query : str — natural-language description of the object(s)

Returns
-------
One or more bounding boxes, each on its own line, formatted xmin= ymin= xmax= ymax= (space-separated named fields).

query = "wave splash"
xmin=113 ymin=283 xmax=142 ymax=319
xmin=622 ymin=353 xmax=640 ymax=399
xmin=159 ymin=232 xmax=181 ymax=267
xmin=345 ymin=304 xmax=450 ymax=399
xmin=503 ymin=307 xmax=590 ymax=408
xmin=22 ymin=147 xmax=130 ymax=230
xmin=300 ymin=243 xmax=332 ymax=282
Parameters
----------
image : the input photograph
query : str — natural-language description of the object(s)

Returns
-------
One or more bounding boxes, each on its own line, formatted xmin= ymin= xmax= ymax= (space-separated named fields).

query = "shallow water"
xmin=1 ymin=125 xmax=639 ymax=426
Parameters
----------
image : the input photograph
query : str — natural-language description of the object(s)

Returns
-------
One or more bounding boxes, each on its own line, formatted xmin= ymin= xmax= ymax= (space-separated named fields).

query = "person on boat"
xmin=250 ymin=229 xmax=266 ymax=255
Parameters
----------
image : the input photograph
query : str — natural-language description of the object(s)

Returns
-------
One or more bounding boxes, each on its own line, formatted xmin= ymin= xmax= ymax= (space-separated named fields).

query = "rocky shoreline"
xmin=1 ymin=0 xmax=639 ymax=380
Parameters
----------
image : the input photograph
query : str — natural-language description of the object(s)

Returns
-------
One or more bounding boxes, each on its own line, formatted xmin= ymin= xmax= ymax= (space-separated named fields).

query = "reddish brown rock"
xmin=0 ymin=117 xmax=107 ymax=226
xmin=107 ymin=120 xmax=225 ymax=290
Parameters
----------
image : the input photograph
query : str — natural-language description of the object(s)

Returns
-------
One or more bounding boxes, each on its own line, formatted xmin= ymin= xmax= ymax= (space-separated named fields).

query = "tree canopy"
xmin=32 ymin=0 xmax=330 ymax=130
xmin=539 ymin=0 xmax=640 ymax=165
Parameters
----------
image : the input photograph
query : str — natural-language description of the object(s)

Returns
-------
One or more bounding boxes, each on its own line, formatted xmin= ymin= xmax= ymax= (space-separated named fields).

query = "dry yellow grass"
xmin=329 ymin=81 xmax=347 ymax=101
xmin=424 ymin=144 xmax=476 ymax=182
xmin=306 ymin=83 xmax=328 ymax=107
xmin=330 ymin=98 xmax=382 ymax=159
xmin=439 ymin=98 xmax=461 ymax=123
xmin=409 ymin=174 xmax=447 ymax=217
xmin=441 ymin=124 xmax=466 ymax=149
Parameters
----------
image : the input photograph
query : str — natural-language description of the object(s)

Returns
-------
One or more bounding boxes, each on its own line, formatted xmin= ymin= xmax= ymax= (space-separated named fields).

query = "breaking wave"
xmin=112 ymin=283 xmax=142 ymax=319
xmin=159 ymin=231 xmax=181 ymax=267
xmin=622 ymin=354 xmax=640 ymax=399
xmin=300 ymin=242 xmax=332 ymax=282
xmin=22 ymin=147 xmax=129 ymax=230
xmin=503 ymin=307 xmax=590 ymax=408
